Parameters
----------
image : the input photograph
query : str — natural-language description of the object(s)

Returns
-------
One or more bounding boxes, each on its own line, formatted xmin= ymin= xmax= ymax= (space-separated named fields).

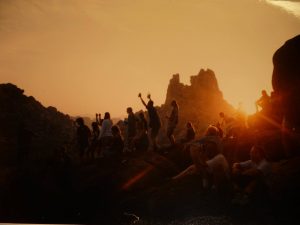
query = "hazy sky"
xmin=0 ymin=0 xmax=299 ymax=118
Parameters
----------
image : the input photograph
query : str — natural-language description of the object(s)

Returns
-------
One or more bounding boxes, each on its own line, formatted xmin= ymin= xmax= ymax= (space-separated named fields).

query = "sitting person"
xmin=232 ymin=145 xmax=272 ymax=204
xmin=219 ymin=112 xmax=241 ymax=138
xmin=255 ymin=90 xmax=271 ymax=114
xmin=173 ymin=126 xmax=229 ymax=190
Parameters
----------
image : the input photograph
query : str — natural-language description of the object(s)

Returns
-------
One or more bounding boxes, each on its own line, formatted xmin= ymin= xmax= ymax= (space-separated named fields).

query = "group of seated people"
xmin=172 ymin=125 xmax=272 ymax=205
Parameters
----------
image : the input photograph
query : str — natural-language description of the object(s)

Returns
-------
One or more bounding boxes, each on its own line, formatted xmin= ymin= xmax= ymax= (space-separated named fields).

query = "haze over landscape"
xmin=0 ymin=0 xmax=299 ymax=118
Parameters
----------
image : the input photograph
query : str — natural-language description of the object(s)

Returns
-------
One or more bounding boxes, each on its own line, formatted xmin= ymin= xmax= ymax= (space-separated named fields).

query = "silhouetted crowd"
xmin=33 ymin=34 xmax=290 ymax=209
xmin=75 ymin=93 xmax=180 ymax=161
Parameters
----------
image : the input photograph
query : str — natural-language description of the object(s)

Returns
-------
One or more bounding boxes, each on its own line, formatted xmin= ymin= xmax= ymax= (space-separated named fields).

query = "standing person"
xmin=75 ymin=117 xmax=91 ymax=161
xmin=126 ymin=107 xmax=137 ymax=151
xmin=99 ymin=112 xmax=113 ymax=154
xmin=166 ymin=100 xmax=179 ymax=145
xmin=86 ymin=121 xmax=100 ymax=159
xmin=138 ymin=93 xmax=161 ymax=151
xmin=108 ymin=125 xmax=124 ymax=159
xmin=134 ymin=112 xmax=149 ymax=152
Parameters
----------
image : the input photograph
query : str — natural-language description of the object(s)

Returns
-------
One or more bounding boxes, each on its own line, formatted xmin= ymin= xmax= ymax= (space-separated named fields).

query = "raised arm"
xmin=138 ymin=93 xmax=147 ymax=108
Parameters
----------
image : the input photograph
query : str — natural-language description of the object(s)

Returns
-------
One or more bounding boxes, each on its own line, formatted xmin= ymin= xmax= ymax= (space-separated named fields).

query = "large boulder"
xmin=272 ymin=35 xmax=300 ymax=129
xmin=272 ymin=35 xmax=300 ymax=157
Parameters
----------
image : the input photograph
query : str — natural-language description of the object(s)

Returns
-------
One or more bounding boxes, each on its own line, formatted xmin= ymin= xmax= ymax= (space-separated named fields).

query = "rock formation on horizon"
xmin=159 ymin=69 xmax=234 ymax=137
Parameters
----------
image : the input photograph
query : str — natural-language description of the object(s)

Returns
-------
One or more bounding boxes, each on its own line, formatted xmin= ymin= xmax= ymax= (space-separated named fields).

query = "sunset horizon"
xmin=1 ymin=0 xmax=300 ymax=118
xmin=1 ymin=1 xmax=300 ymax=223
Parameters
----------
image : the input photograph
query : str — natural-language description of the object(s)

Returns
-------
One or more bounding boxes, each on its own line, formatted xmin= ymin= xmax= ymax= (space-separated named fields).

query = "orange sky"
xmin=0 ymin=0 xmax=299 ymax=118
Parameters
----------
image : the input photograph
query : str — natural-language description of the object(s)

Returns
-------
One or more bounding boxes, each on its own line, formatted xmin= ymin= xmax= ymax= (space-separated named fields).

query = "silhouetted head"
xmin=91 ymin=122 xmax=98 ymax=130
xmin=76 ymin=117 xmax=84 ymax=126
xmin=111 ymin=125 xmax=121 ymax=136
xmin=205 ymin=125 xmax=219 ymax=137
xmin=261 ymin=90 xmax=267 ymax=96
xmin=219 ymin=112 xmax=225 ymax=118
xmin=127 ymin=107 xmax=133 ymax=114
xmin=147 ymin=100 xmax=154 ymax=108
xmin=104 ymin=112 xmax=110 ymax=120
xmin=139 ymin=112 xmax=145 ymax=119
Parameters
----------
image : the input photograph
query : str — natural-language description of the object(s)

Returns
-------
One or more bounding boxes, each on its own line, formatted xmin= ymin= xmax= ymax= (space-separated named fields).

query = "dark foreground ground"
xmin=0 ymin=146 xmax=299 ymax=225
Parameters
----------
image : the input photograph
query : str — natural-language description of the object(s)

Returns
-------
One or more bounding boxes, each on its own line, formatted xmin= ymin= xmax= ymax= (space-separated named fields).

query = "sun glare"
xmin=238 ymin=102 xmax=256 ymax=116
xmin=266 ymin=0 xmax=300 ymax=18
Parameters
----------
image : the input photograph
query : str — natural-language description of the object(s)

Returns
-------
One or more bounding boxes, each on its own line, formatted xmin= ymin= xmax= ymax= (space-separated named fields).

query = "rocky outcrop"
xmin=0 ymin=83 xmax=76 ymax=165
xmin=160 ymin=69 xmax=234 ymax=137
xmin=272 ymin=35 xmax=300 ymax=129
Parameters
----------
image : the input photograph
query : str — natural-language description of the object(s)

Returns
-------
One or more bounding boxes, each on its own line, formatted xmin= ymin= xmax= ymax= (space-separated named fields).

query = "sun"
xmin=236 ymin=101 xmax=256 ymax=116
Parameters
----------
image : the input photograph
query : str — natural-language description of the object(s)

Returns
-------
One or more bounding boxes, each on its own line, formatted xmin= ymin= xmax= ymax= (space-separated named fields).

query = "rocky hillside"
xmin=0 ymin=83 xmax=76 ymax=166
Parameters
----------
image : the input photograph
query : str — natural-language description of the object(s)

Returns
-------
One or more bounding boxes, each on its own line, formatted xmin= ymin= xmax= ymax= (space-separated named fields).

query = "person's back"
xmin=99 ymin=112 xmax=113 ymax=154
xmin=91 ymin=122 xmax=100 ymax=141
xmin=99 ymin=113 xmax=113 ymax=138
xmin=134 ymin=113 xmax=149 ymax=151
xmin=77 ymin=125 xmax=91 ymax=145
xmin=147 ymin=105 xmax=161 ymax=129
xmin=109 ymin=125 xmax=124 ymax=158
xmin=194 ymin=125 xmax=223 ymax=153
xmin=138 ymin=93 xmax=161 ymax=150
xmin=76 ymin=117 xmax=91 ymax=159
xmin=127 ymin=107 xmax=137 ymax=138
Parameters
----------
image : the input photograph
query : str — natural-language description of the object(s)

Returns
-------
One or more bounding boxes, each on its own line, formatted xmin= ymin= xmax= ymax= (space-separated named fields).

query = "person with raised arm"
xmin=138 ymin=93 xmax=161 ymax=151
